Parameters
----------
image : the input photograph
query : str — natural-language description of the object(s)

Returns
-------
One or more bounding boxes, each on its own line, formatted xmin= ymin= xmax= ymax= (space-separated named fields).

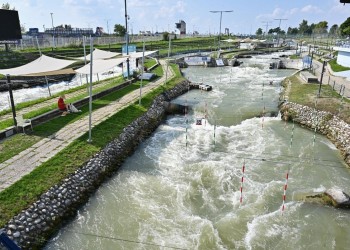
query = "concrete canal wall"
xmin=280 ymin=101 xmax=350 ymax=166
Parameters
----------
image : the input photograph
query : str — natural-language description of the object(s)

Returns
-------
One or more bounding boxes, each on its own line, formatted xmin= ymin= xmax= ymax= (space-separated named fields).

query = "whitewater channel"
xmin=45 ymin=52 xmax=350 ymax=249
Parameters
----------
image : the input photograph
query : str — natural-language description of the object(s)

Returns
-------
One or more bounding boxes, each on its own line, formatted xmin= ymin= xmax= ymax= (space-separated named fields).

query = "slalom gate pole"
xmin=290 ymin=119 xmax=295 ymax=148
xmin=312 ymin=98 xmax=318 ymax=146
xmin=213 ymin=120 xmax=216 ymax=150
xmin=281 ymin=170 xmax=289 ymax=214
xmin=205 ymin=101 xmax=207 ymax=127
xmin=185 ymin=90 xmax=188 ymax=149
xmin=262 ymin=104 xmax=265 ymax=129
xmin=240 ymin=160 xmax=246 ymax=204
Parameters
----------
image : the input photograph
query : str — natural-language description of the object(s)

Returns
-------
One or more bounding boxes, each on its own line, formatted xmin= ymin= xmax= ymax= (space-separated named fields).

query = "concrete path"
xmin=0 ymin=60 xmax=174 ymax=191
xmin=308 ymin=57 xmax=350 ymax=98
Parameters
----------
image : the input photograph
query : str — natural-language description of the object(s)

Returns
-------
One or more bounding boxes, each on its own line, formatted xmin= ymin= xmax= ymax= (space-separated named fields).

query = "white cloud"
xmin=287 ymin=8 xmax=299 ymax=15
xmin=256 ymin=7 xmax=288 ymax=21
xmin=301 ymin=5 xmax=322 ymax=13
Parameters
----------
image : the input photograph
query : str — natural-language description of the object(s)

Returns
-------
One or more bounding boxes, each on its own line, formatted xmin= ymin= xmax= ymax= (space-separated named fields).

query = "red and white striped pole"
xmin=240 ymin=160 xmax=245 ymax=204
xmin=205 ymin=101 xmax=207 ymax=127
xmin=261 ymin=104 xmax=266 ymax=129
xmin=281 ymin=170 xmax=289 ymax=214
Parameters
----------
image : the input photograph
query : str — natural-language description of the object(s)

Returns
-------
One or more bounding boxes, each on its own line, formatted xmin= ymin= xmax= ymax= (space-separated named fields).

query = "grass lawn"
xmin=0 ymin=64 xmax=184 ymax=228
xmin=0 ymin=60 xmax=160 ymax=163
xmin=0 ymin=59 xmax=160 ymax=131
xmin=328 ymin=59 xmax=350 ymax=72
xmin=283 ymin=74 xmax=350 ymax=123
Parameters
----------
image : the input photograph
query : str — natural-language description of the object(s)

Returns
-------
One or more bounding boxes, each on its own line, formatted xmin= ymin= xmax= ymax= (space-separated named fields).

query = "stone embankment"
xmin=280 ymin=101 xmax=350 ymax=166
xmin=1 ymin=80 xmax=191 ymax=249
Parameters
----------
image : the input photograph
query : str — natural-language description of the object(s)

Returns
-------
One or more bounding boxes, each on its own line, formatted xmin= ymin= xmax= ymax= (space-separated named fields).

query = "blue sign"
xmin=302 ymin=56 xmax=311 ymax=65
xmin=122 ymin=45 xmax=136 ymax=55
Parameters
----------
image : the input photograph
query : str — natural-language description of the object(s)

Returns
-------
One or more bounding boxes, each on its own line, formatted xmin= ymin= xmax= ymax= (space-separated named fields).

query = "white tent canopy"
xmin=76 ymin=48 xmax=121 ymax=60
xmin=0 ymin=55 xmax=77 ymax=76
xmin=128 ymin=50 xmax=158 ymax=59
xmin=75 ymin=58 xmax=126 ymax=75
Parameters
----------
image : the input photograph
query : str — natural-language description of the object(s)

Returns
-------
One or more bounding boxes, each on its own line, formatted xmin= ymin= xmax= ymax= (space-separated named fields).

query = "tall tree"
xmin=1 ymin=2 xmax=15 ymax=10
xmin=256 ymin=28 xmax=263 ymax=36
xmin=268 ymin=27 xmax=282 ymax=34
xmin=287 ymin=27 xmax=298 ymax=35
xmin=298 ymin=20 xmax=314 ymax=35
xmin=314 ymin=21 xmax=328 ymax=34
xmin=298 ymin=20 xmax=309 ymax=35
xmin=329 ymin=24 xmax=339 ymax=35
xmin=340 ymin=17 xmax=350 ymax=36
xmin=114 ymin=24 xmax=126 ymax=36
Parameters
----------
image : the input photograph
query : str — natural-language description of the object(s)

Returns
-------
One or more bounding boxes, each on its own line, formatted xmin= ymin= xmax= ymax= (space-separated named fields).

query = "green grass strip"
xmin=0 ymin=64 xmax=183 ymax=227
xmin=328 ymin=59 xmax=350 ymax=72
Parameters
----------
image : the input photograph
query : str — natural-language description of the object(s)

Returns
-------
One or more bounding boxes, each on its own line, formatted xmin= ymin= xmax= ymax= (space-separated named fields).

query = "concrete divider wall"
xmin=0 ymin=80 xmax=190 ymax=249
xmin=280 ymin=101 xmax=350 ymax=166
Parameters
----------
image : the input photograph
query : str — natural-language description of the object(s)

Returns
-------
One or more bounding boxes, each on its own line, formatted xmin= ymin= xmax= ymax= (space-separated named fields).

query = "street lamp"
xmin=165 ymin=33 xmax=174 ymax=84
xmin=124 ymin=0 xmax=130 ymax=79
xmin=209 ymin=10 xmax=233 ymax=52
xmin=50 ymin=12 xmax=55 ymax=48
xmin=274 ymin=18 xmax=288 ymax=46
xmin=50 ymin=12 xmax=54 ymax=28
xmin=105 ymin=19 xmax=111 ymax=35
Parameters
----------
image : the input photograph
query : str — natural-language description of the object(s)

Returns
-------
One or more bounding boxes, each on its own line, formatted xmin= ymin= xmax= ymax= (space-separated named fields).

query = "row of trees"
xmin=256 ymin=18 xmax=350 ymax=37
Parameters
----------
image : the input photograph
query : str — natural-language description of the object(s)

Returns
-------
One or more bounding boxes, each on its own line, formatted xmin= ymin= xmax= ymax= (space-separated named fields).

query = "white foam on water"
xmin=45 ymin=52 xmax=350 ymax=250
xmin=244 ymin=202 xmax=301 ymax=249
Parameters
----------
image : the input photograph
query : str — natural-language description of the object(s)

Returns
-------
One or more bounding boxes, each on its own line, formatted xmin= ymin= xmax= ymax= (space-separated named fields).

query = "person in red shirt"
xmin=58 ymin=94 xmax=69 ymax=115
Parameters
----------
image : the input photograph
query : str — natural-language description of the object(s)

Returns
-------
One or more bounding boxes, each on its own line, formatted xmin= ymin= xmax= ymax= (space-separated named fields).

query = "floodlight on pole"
xmin=274 ymin=18 xmax=288 ymax=46
xmin=124 ymin=0 xmax=130 ymax=79
xmin=50 ymin=12 xmax=55 ymax=48
xmin=209 ymin=10 xmax=233 ymax=52
xmin=50 ymin=13 xmax=54 ymax=28
xmin=262 ymin=21 xmax=273 ymax=37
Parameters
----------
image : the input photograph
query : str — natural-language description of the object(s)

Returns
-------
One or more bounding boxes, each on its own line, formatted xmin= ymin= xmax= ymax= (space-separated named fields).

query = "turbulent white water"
xmin=0 ymin=67 xmax=122 ymax=111
xmin=45 ymin=52 xmax=350 ymax=250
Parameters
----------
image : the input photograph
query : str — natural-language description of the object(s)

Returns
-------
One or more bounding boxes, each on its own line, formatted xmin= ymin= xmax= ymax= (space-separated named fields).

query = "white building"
xmin=334 ymin=46 xmax=350 ymax=67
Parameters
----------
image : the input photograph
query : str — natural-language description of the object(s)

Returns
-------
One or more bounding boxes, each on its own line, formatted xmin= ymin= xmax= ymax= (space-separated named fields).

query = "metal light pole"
xmin=105 ymin=19 xmax=111 ymax=49
xmin=139 ymin=34 xmax=145 ymax=105
xmin=274 ymin=18 xmax=287 ymax=47
xmin=165 ymin=33 xmax=173 ymax=84
xmin=209 ymin=10 xmax=233 ymax=52
xmin=262 ymin=21 xmax=272 ymax=38
xmin=105 ymin=19 xmax=110 ymax=35
xmin=124 ymin=0 xmax=130 ymax=79
xmin=6 ymin=75 xmax=16 ymax=126
xmin=50 ymin=12 xmax=55 ymax=48
xmin=88 ymin=36 xmax=94 ymax=143
xmin=318 ymin=60 xmax=327 ymax=97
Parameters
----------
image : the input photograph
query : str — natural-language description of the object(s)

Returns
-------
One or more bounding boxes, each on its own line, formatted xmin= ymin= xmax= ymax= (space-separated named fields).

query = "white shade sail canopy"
xmin=76 ymin=48 xmax=121 ymax=60
xmin=0 ymin=55 xmax=77 ymax=76
xmin=75 ymin=58 xmax=126 ymax=75
xmin=128 ymin=50 xmax=158 ymax=58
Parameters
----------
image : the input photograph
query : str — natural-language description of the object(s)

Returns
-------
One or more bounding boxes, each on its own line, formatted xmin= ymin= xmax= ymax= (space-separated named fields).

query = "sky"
xmin=4 ymin=0 xmax=350 ymax=35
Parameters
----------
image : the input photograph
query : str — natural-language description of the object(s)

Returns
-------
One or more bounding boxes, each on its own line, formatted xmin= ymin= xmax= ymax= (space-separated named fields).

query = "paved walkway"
xmin=312 ymin=60 xmax=350 ymax=98
xmin=0 ymin=60 xmax=175 ymax=191
xmin=305 ymin=54 xmax=350 ymax=98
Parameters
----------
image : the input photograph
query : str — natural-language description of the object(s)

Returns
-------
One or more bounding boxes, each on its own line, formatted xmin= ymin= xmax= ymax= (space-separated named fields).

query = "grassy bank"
xmin=0 ymin=60 xmax=159 ymax=163
xmin=283 ymin=74 xmax=350 ymax=123
xmin=0 ymin=63 xmax=184 ymax=228
xmin=328 ymin=59 xmax=350 ymax=72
